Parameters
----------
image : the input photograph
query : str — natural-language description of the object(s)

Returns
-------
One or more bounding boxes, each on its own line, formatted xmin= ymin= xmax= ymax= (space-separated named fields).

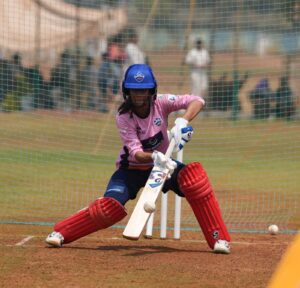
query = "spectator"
xmin=209 ymin=73 xmax=229 ymax=111
xmin=1 ymin=56 xmax=31 ymax=111
xmin=10 ymin=53 xmax=26 ymax=101
xmin=275 ymin=76 xmax=295 ymax=120
xmin=97 ymin=52 xmax=111 ymax=113
xmin=123 ymin=27 xmax=146 ymax=73
xmin=80 ymin=56 xmax=98 ymax=110
xmin=107 ymin=34 xmax=126 ymax=96
xmin=185 ymin=39 xmax=210 ymax=98
xmin=210 ymin=72 xmax=249 ymax=111
xmin=50 ymin=51 xmax=72 ymax=110
xmin=11 ymin=53 xmax=24 ymax=80
xmin=25 ymin=65 xmax=54 ymax=109
xmin=0 ymin=59 xmax=14 ymax=105
xmin=250 ymin=78 xmax=273 ymax=119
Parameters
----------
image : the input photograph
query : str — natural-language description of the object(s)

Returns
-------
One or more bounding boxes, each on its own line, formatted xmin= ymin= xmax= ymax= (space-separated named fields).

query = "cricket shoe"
xmin=45 ymin=231 xmax=64 ymax=247
xmin=213 ymin=240 xmax=230 ymax=254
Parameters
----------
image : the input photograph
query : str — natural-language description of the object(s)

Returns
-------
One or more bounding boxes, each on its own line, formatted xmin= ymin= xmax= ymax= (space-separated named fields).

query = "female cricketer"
xmin=46 ymin=64 xmax=230 ymax=254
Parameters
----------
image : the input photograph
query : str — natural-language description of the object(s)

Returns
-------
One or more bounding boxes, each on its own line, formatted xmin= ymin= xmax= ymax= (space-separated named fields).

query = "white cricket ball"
xmin=144 ymin=201 xmax=156 ymax=213
xmin=268 ymin=224 xmax=279 ymax=235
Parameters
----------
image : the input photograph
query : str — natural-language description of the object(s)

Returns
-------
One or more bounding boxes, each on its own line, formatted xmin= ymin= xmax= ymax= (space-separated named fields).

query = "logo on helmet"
xmin=134 ymin=71 xmax=145 ymax=83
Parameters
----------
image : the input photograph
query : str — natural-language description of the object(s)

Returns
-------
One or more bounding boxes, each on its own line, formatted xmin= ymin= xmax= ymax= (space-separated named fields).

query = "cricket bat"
xmin=123 ymin=138 xmax=176 ymax=240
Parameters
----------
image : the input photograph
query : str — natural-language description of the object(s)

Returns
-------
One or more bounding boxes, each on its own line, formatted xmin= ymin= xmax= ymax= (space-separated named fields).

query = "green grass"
xmin=0 ymin=112 xmax=299 ymax=232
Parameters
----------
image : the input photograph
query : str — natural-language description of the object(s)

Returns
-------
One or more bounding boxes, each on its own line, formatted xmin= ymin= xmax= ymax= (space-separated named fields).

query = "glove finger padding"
xmin=152 ymin=151 xmax=167 ymax=167
xmin=152 ymin=151 xmax=177 ymax=178
xmin=170 ymin=117 xmax=193 ymax=152
xmin=171 ymin=117 xmax=188 ymax=144
xmin=176 ymin=126 xmax=193 ymax=152
xmin=166 ymin=159 xmax=177 ymax=178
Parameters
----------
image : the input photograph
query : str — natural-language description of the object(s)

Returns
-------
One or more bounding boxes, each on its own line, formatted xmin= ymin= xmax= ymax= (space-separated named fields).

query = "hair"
xmin=196 ymin=39 xmax=202 ymax=46
xmin=118 ymin=88 xmax=156 ymax=116
xmin=118 ymin=98 xmax=133 ymax=115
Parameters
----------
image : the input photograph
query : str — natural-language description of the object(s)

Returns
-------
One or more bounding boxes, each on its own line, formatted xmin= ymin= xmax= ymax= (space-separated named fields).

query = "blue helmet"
xmin=122 ymin=64 xmax=157 ymax=100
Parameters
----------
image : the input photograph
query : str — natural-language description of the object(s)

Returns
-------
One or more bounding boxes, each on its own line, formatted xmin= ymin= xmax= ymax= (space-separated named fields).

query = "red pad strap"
xmin=179 ymin=162 xmax=230 ymax=249
xmin=54 ymin=197 xmax=127 ymax=244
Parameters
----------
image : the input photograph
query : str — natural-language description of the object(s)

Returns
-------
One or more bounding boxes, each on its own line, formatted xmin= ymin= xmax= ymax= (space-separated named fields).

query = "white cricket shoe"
xmin=45 ymin=231 xmax=64 ymax=247
xmin=213 ymin=240 xmax=230 ymax=254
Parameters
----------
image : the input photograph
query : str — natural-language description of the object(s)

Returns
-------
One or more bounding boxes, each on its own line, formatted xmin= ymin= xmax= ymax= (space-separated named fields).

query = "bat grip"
xmin=165 ymin=138 xmax=176 ymax=158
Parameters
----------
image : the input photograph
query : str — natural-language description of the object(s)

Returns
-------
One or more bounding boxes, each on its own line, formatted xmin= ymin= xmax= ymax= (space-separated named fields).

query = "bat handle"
xmin=165 ymin=138 xmax=176 ymax=158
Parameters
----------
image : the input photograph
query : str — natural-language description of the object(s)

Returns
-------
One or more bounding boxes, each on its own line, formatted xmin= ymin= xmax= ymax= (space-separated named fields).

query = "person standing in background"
xmin=80 ymin=56 xmax=98 ymax=110
xmin=123 ymin=28 xmax=146 ymax=73
xmin=97 ymin=52 xmax=111 ymax=113
xmin=249 ymin=78 xmax=273 ymax=119
xmin=107 ymin=34 xmax=126 ymax=97
xmin=275 ymin=76 xmax=295 ymax=120
xmin=185 ymin=39 xmax=210 ymax=99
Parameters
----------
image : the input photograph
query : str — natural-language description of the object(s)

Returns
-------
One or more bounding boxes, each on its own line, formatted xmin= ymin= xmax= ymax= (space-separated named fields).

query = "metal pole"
xmin=75 ymin=0 xmax=81 ymax=110
xmin=208 ymin=0 xmax=217 ymax=111
xmin=232 ymin=1 xmax=241 ymax=120
xmin=35 ymin=0 xmax=41 ymax=65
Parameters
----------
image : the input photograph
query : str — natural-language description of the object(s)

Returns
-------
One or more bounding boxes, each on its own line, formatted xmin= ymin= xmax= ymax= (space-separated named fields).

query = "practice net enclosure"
xmin=0 ymin=0 xmax=299 ymax=237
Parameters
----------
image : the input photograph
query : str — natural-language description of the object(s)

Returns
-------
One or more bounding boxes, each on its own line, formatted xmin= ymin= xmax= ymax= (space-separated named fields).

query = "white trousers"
xmin=190 ymin=71 xmax=208 ymax=97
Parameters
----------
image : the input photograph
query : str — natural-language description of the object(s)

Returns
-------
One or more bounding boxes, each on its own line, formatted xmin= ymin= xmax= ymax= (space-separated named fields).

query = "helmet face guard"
xmin=122 ymin=64 xmax=157 ymax=101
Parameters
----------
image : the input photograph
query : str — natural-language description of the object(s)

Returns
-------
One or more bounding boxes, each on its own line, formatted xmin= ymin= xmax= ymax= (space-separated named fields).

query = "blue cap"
xmin=123 ymin=64 xmax=157 ymax=89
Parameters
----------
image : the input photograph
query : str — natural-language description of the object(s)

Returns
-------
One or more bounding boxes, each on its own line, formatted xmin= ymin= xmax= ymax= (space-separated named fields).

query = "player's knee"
xmin=178 ymin=162 xmax=212 ymax=199
xmin=163 ymin=162 xmax=185 ymax=197
xmin=104 ymin=185 xmax=129 ymax=206
xmin=89 ymin=197 xmax=127 ymax=228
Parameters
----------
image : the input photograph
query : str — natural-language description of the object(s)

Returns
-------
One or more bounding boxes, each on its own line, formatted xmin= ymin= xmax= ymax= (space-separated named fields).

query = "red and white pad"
xmin=54 ymin=197 xmax=127 ymax=244
xmin=178 ymin=162 xmax=230 ymax=249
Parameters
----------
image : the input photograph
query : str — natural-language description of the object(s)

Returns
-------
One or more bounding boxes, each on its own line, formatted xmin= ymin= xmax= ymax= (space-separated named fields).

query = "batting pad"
xmin=178 ymin=162 xmax=230 ymax=249
xmin=54 ymin=197 xmax=127 ymax=244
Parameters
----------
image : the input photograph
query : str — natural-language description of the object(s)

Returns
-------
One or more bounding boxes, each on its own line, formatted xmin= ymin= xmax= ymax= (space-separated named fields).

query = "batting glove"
xmin=152 ymin=151 xmax=177 ymax=177
xmin=170 ymin=117 xmax=194 ymax=152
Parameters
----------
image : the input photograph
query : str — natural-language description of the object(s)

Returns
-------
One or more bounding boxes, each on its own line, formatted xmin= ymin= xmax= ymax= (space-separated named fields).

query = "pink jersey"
xmin=116 ymin=94 xmax=205 ymax=169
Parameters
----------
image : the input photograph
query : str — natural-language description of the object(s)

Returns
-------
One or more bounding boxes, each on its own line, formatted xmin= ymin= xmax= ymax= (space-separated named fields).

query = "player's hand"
xmin=152 ymin=151 xmax=177 ymax=176
xmin=170 ymin=117 xmax=194 ymax=152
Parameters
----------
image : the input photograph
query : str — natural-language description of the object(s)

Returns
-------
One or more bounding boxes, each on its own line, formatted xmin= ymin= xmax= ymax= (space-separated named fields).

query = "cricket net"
xmin=0 ymin=0 xmax=299 ymax=237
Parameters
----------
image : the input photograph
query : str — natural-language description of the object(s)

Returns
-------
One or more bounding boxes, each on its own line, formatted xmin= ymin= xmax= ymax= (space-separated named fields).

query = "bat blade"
xmin=123 ymin=139 xmax=176 ymax=240
xmin=123 ymin=167 xmax=169 ymax=240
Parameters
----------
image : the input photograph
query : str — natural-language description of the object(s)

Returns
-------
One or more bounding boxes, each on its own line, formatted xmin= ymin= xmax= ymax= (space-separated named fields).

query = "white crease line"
xmin=0 ymin=235 xmax=290 ymax=248
xmin=15 ymin=236 xmax=34 ymax=246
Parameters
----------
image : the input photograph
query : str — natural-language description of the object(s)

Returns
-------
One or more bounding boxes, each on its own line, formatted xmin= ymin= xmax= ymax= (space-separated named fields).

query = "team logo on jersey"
xmin=141 ymin=131 xmax=163 ymax=150
xmin=134 ymin=71 xmax=145 ymax=82
xmin=167 ymin=94 xmax=177 ymax=102
xmin=154 ymin=117 xmax=162 ymax=126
